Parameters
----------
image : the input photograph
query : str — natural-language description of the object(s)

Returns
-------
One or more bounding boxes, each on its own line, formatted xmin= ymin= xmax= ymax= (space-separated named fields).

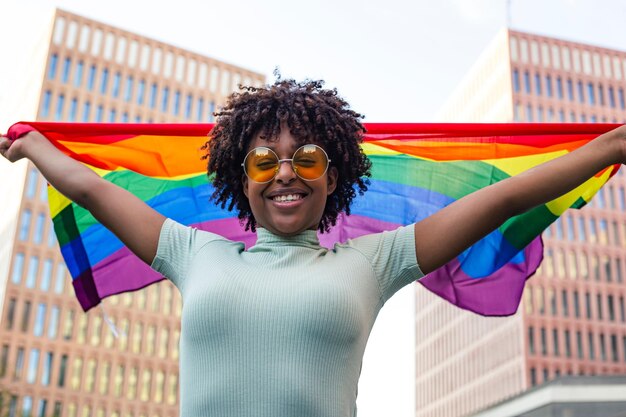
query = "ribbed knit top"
xmin=151 ymin=218 xmax=423 ymax=417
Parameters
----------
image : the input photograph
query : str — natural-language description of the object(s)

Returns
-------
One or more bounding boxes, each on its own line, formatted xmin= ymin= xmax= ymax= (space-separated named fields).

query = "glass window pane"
xmin=11 ymin=253 xmax=25 ymax=284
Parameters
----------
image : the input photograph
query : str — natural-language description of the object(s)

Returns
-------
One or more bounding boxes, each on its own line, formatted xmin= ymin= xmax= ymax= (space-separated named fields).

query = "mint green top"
xmin=151 ymin=218 xmax=423 ymax=417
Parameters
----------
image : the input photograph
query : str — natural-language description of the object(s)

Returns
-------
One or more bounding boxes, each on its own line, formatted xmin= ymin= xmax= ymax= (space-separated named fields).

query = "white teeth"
xmin=273 ymin=194 xmax=303 ymax=202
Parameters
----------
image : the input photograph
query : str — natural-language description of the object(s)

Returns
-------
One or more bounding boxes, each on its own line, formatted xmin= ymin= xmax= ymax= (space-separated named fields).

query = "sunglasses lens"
xmin=244 ymin=147 xmax=278 ymax=183
xmin=293 ymin=145 xmax=329 ymax=180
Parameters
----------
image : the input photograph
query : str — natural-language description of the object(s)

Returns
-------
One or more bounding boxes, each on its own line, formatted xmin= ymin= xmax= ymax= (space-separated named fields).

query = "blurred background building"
xmin=0 ymin=8 xmax=264 ymax=417
xmin=414 ymin=29 xmax=626 ymax=417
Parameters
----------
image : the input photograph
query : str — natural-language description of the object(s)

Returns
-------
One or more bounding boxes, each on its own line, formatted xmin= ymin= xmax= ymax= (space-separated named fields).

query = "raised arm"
xmin=0 ymin=131 xmax=165 ymax=264
xmin=414 ymin=125 xmax=626 ymax=275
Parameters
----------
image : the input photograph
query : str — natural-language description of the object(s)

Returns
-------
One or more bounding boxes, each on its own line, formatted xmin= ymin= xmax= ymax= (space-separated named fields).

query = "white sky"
xmin=3 ymin=1 xmax=626 ymax=416
xmin=9 ymin=0 xmax=626 ymax=123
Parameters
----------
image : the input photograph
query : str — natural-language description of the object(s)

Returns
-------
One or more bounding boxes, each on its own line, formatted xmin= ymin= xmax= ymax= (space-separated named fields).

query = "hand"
xmin=0 ymin=131 xmax=44 ymax=163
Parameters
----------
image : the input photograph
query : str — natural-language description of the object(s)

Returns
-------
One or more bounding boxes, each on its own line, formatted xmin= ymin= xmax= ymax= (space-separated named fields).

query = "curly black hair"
xmin=203 ymin=78 xmax=372 ymax=232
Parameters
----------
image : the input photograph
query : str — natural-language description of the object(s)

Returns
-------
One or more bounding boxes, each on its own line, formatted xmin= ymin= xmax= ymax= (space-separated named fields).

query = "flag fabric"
xmin=7 ymin=122 xmax=621 ymax=316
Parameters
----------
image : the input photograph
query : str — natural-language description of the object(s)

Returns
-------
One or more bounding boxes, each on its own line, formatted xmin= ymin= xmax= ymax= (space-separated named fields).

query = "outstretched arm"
xmin=0 ymin=131 xmax=166 ymax=264
xmin=414 ymin=125 xmax=626 ymax=275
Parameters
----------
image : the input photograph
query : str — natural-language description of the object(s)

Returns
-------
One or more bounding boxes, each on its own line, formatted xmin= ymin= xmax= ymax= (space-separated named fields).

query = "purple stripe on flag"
xmin=419 ymin=236 xmax=544 ymax=316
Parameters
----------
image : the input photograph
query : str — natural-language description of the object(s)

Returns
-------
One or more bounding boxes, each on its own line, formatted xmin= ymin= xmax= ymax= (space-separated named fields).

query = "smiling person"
xmin=1 ymin=78 xmax=625 ymax=417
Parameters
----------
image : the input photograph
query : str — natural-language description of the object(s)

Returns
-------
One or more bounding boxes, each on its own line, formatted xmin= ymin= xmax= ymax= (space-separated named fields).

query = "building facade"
xmin=0 ymin=8 xmax=264 ymax=417
xmin=416 ymin=29 xmax=626 ymax=417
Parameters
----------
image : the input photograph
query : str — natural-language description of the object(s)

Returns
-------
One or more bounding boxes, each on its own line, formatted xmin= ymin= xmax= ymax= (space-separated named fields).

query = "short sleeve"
xmin=346 ymin=225 xmax=424 ymax=303
xmin=150 ymin=218 xmax=224 ymax=291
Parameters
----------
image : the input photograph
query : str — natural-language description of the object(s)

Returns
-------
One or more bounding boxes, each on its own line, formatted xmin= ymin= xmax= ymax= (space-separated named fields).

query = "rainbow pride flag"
xmin=8 ymin=122 xmax=620 ymax=316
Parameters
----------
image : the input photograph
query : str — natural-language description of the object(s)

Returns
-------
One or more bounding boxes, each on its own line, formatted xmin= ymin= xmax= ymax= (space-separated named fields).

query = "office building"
xmin=415 ymin=29 xmax=626 ymax=417
xmin=0 ymin=7 xmax=264 ymax=417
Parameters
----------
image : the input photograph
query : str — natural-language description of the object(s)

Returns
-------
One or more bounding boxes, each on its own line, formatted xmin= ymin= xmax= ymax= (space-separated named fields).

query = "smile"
xmin=272 ymin=194 xmax=305 ymax=202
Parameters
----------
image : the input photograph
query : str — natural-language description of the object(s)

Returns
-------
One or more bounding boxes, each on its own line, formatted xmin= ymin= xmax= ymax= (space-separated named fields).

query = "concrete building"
xmin=415 ymin=29 xmax=626 ymax=417
xmin=0 ymin=7 xmax=264 ymax=417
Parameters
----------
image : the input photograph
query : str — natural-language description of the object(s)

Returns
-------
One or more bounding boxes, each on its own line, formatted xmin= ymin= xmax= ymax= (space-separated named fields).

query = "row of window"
xmin=510 ymin=36 xmax=626 ymax=80
xmin=528 ymin=366 xmax=610 ymax=387
xmin=52 ymin=17 xmax=259 ymax=91
xmin=3 ymin=396 xmax=61 ymax=417
xmin=11 ymin=254 xmax=66 ymax=292
xmin=25 ymin=169 xmax=49 ymax=201
xmin=5 ymin=298 xmax=180 ymax=358
xmin=540 ymin=248 xmax=625 ymax=283
xmin=2 ymin=346 xmax=178 ymax=404
xmin=546 ymin=216 xmax=626 ymax=248
xmin=41 ymin=89 xmax=217 ymax=123
xmin=528 ymin=326 xmax=626 ymax=364
xmin=513 ymin=102 xmax=625 ymax=123
xmin=524 ymin=287 xmax=625 ymax=321
xmin=512 ymin=69 xmax=626 ymax=109
xmin=18 ymin=209 xmax=57 ymax=246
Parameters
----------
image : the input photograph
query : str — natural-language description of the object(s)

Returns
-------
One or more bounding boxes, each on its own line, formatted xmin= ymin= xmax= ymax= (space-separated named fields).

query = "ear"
xmin=326 ymin=166 xmax=338 ymax=195
xmin=242 ymin=174 xmax=249 ymax=198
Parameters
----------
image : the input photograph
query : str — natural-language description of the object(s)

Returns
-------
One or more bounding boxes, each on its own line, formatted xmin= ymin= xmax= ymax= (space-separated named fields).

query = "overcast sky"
xmin=8 ymin=0 xmax=626 ymax=122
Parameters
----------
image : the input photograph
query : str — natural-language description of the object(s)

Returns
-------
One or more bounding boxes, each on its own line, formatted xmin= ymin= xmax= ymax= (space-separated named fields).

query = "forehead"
xmin=247 ymin=128 xmax=315 ymax=153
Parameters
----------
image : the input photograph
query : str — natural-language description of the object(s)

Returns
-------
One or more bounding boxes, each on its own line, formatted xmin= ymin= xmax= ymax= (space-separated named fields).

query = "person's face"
xmin=242 ymin=127 xmax=338 ymax=236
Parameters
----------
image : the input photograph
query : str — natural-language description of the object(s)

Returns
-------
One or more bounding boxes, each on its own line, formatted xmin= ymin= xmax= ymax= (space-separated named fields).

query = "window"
xmin=161 ymin=87 xmax=170 ymax=112
xmin=565 ymin=330 xmax=571 ymax=357
xmin=53 ymin=402 xmax=62 ymax=417
xmin=573 ymin=290 xmax=580 ymax=317
xmin=41 ymin=90 xmax=52 ymax=117
xmin=609 ymin=86 xmax=616 ymax=108
xmin=137 ymin=79 xmax=145 ymax=105
xmin=173 ymin=91 xmax=180 ymax=115
xmin=185 ymin=94 xmax=193 ymax=119
xmin=534 ymin=73 xmax=542 ymax=95
xmin=611 ymin=334 xmax=618 ymax=362
xmin=576 ymin=331 xmax=583 ymax=359
xmin=33 ymin=303 xmax=46 ymax=337
xmin=526 ymin=104 xmax=533 ymax=122
xmin=26 ymin=256 xmax=39 ymax=288
xmin=585 ymin=292 xmax=592 ymax=319
xmin=545 ymin=75 xmax=553 ymax=97
xmin=62 ymin=309 xmax=74 ymax=340
xmin=553 ymin=329 xmax=560 ymax=356
xmin=48 ymin=306 xmax=59 ymax=339
xmin=208 ymin=101 xmax=215 ymax=122
xmin=600 ymin=333 xmax=607 ymax=361
xmin=87 ymin=65 xmax=96 ymax=91
xmin=112 ymin=71 xmax=121 ymax=98
xmin=5 ymin=298 xmax=16 ymax=330
xmin=587 ymin=82 xmax=595 ymax=105
xmin=556 ymin=76 xmax=563 ymax=98
xmin=61 ymin=57 xmax=71 ymax=83
xmin=0 ymin=344 xmax=8 ymax=377
xmin=598 ymin=84 xmax=605 ymax=106
xmin=528 ymin=326 xmax=535 ymax=354
xmin=55 ymin=94 xmax=65 ymax=120
xmin=68 ymin=98 xmax=78 ymax=122
xmin=512 ymin=69 xmax=520 ymax=92
xmin=149 ymin=83 xmax=158 ymax=109
xmin=124 ymin=76 xmax=133 ymax=102
xmin=121 ymin=112 xmax=129 ymax=123
xmin=58 ymin=354 xmax=67 ymax=387
xmin=99 ymin=362 xmax=110 ymax=395
xmin=14 ymin=347 xmax=24 ymax=380
xmin=54 ymin=263 xmax=66 ymax=294
xmin=561 ymin=290 xmax=569 ymax=316
xmin=109 ymin=109 xmax=116 ymax=122
xmin=619 ymin=88 xmax=625 ymax=109
xmin=588 ymin=332 xmax=595 ymax=359
xmin=540 ymin=327 xmax=547 ymax=355
xmin=36 ymin=400 xmax=47 ymax=417
xmin=95 ymin=105 xmax=104 ymax=122
xmin=12 ymin=253 xmax=25 ymax=284
xmin=100 ymin=68 xmax=109 ymax=94
xmin=22 ymin=396 xmax=32 ymax=417
xmin=26 ymin=348 xmax=39 ymax=383
xmin=48 ymin=54 xmax=58 ymax=79
xmin=70 ymin=357 xmax=83 ymax=390
xmin=74 ymin=61 xmax=84 ymax=87
xmin=82 ymin=101 xmax=91 ymax=122
xmin=597 ymin=294 xmax=604 ymax=319
xmin=577 ymin=81 xmax=584 ymax=103
xmin=567 ymin=79 xmax=574 ymax=101
xmin=39 ymin=259 xmax=52 ymax=291
xmin=196 ymin=98 xmax=204 ymax=121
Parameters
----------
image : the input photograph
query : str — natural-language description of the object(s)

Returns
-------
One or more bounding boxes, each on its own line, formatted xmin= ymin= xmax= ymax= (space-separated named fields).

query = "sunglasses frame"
xmin=242 ymin=144 xmax=332 ymax=184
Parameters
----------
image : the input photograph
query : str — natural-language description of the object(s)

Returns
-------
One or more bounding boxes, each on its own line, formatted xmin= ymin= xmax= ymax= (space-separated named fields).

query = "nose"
xmin=275 ymin=159 xmax=296 ymax=183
